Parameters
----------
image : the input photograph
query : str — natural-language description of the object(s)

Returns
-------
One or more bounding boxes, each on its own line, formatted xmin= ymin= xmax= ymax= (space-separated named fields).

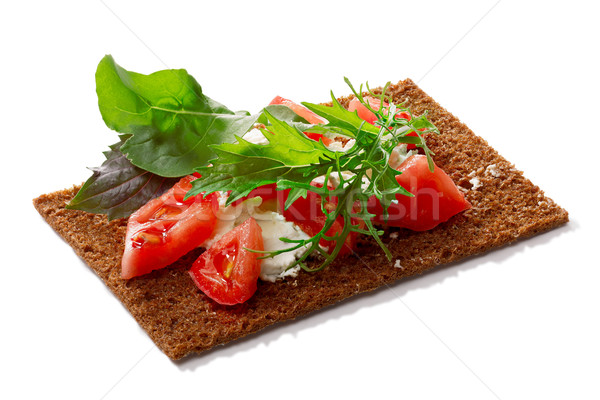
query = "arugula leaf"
xmin=187 ymin=109 xmax=336 ymax=204
xmin=302 ymin=92 xmax=379 ymax=136
xmin=96 ymin=55 xmax=258 ymax=177
xmin=66 ymin=137 xmax=179 ymax=220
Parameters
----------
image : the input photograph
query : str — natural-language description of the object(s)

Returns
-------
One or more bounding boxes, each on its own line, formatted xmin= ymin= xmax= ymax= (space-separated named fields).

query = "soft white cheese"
xmin=254 ymin=210 xmax=310 ymax=282
xmin=200 ymin=196 xmax=310 ymax=282
xmin=200 ymin=191 xmax=236 ymax=249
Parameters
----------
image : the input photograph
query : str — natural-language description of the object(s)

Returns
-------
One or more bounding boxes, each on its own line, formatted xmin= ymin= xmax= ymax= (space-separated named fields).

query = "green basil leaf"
xmin=66 ymin=136 xmax=179 ymax=220
xmin=96 ymin=55 xmax=258 ymax=177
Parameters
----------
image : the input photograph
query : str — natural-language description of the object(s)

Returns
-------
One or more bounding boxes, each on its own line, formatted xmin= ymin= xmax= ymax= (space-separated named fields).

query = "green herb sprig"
xmin=188 ymin=79 xmax=439 ymax=272
xmin=69 ymin=55 xmax=261 ymax=219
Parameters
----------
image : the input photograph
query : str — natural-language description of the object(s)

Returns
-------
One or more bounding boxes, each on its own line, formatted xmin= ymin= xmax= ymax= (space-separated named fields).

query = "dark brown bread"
xmin=33 ymin=79 xmax=568 ymax=360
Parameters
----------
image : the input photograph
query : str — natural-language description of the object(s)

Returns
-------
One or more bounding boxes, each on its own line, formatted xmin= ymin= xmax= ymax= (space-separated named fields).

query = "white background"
xmin=1 ymin=1 xmax=598 ymax=399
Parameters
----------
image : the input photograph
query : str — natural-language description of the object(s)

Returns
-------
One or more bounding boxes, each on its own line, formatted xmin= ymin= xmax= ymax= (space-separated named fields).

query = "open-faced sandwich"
xmin=33 ymin=55 xmax=568 ymax=359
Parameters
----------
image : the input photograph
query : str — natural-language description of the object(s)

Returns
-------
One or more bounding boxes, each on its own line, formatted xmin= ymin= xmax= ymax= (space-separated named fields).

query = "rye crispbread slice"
xmin=33 ymin=79 xmax=568 ymax=360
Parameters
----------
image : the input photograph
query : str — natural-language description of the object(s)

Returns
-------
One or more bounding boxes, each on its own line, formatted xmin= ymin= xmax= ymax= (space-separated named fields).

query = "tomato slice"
xmin=368 ymin=155 xmax=470 ymax=231
xmin=121 ymin=175 xmax=218 ymax=279
xmin=281 ymin=188 xmax=360 ymax=255
xmin=270 ymin=96 xmax=327 ymax=125
xmin=189 ymin=217 xmax=264 ymax=305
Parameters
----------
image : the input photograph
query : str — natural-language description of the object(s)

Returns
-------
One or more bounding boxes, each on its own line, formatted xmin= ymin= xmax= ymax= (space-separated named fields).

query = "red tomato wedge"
xmin=281 ymin=188 xmax=360 ymax=255
xmin=189 ymin=217 xmax=264 ymax=305
xmin=121 ymin=175 xmax=218 ymax=279
xmin=368 ymin=155 xmax=470 ymax=231
xmin=270 ymin=96 xmax=327 ymax=125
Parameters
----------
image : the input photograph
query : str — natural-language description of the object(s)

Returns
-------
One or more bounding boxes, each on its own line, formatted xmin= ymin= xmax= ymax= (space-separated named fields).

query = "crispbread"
xmin=33 ymin=79 xmax=568 ymax=360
